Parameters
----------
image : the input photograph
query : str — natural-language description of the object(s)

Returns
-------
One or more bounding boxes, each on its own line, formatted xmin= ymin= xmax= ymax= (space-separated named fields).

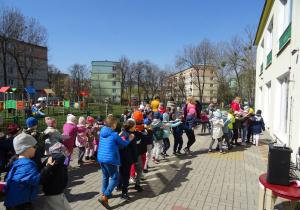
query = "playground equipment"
xmin=31 ymin=106 xmax=46 ymax=116
xmin=0 ymin=87 xmax=14 ymax=117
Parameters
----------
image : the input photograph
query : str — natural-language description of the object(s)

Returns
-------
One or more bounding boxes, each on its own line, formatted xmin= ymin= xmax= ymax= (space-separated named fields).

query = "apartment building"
xmin=165 ymin=65 xmax=218 ymax=103
xmin=254 ymin=0 xmax=300 ymax=156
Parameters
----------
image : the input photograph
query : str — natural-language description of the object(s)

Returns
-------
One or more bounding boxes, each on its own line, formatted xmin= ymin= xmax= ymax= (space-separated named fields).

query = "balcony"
xmin=267 ymin=50 xmax=272 ymax=66
xmin=260 ymin=63 xmax=263 ymax=74
xmin=279 ymin=23 xmax=291 ymax=50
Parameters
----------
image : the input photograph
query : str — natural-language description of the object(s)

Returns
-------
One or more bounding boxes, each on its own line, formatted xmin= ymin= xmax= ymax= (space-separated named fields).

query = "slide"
xmin=65 ymin=106 xmax=74 ymax=114
xmin=31 ymin=106 xmax=46 ymax=116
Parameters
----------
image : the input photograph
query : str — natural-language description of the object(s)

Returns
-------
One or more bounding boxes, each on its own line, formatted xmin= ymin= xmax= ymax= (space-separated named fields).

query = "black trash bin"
xmin=267 ymin=144 xmax=293 ymax=186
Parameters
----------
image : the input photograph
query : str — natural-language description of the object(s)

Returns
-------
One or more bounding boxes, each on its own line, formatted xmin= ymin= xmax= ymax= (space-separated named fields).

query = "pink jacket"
xmin=62 ymin=122 xmax=86 ymax=148
xmin=75 ymin=125 xmax=93 ymax=147
xmin=231 ymin=101 xmax=240 ymax=111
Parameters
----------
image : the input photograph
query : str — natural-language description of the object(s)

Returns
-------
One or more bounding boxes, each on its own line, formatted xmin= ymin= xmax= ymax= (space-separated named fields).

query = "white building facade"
xmin=254 ymin=0 xmax=300 ymax=156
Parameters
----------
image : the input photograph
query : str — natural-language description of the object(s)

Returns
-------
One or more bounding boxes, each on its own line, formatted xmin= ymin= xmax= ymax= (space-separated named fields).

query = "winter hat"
xmin=139 ymin=104 xmax=145 ymax=111
xmin=49 ymin=142 xmax=70 ymax=157
xmin=97 ymin=115 xmax=104 ymax=122
xmin=158 ymin=107 xmax=165 ymax=114
xmin=133 ymin=110 xmax=143 ymax=122
xmin=26 ymin=117 xmax=38 ymax=128
xmin=256 ymin=110 xmax=262 ymax=115
xmin=0 ymin=115 xmax=3 ymax=123
xmin=78 ymin=117 xmax=85 ymax=125
xmin=221 ymin=111 xmax=228 ymax=118
xmin=45 ymin=117 xmax=57 ymax=127
xmin=13 ymin=133 xmax=37 ymax=155
xmin=154 ymin=111 xmax=161 ymax=119
xmin=86 ymin=116 xmax=95 ymax=125
xmin=159 ymin=102 xmax=164 ymax=107
xmin=67 ymin=114 xmax=76 ymax=122
xmin=243 ymin=106 xmax=249 ymax=113
xmin=249 ymin=108 xmax=254 ymax=114
xmin=214 ymin=109 xmax=222 ymax=118
xmin=143 ymin=118 xmax=152 ymax=125
xmin=176 ymin=112 xmax=183 ymax=119
xmin=189 ymin=108 xmax=196 ymax=115
xmin=127 ymin=118 xmax=136 ymax=125
xmin=6 ymin=123 xmax=22 ymax=135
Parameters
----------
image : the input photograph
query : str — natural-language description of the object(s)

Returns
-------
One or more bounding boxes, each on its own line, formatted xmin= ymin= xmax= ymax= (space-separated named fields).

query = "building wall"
xmin=255 ymin=0 xmax=300 ymax=156
xmin=91 ymin=61 xmax=121 ymax=104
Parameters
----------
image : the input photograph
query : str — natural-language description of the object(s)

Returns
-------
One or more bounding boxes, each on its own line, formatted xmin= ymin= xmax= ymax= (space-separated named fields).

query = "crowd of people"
xmin=0 ymin=95 xmax=265 ymax=209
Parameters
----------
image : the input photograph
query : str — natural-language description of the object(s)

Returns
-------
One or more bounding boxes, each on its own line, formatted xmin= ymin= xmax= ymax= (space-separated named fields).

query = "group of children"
xmin=0 ymin=100 xmax=265 ymax=209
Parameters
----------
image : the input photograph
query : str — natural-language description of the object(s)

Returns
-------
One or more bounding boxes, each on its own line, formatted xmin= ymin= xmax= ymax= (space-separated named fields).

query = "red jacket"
xmin=231 ymin=101 xmax=240 ymax=111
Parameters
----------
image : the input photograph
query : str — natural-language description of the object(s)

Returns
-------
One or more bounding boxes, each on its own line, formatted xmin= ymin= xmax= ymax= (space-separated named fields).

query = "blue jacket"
xmin=97 ymin=126 xmax=131 ymax=166
xmin=222 ymin=117 xmax=233 ymax=134
xmin=162 ymin=113 xmax=181 ymax=138
xmin=173 ymin=122 xmax=191 ymax=137
xmin=186 ymin=114 xmax=209 ymax=128
xmin=4 ymin=158 xmax=40 ymax=207
xmin=251 ymin=116 xmax=265 ymax=134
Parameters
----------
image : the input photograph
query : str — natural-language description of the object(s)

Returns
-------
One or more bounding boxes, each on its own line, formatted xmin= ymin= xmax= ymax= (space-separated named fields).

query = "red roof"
xmin=0 ymin=87 xmax=14 ymax=93
xmin=78 ymin=91 xmax=90 ymax=96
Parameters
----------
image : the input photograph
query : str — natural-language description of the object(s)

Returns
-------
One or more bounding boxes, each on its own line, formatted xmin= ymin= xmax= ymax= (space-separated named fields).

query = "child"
xmin=207 ymin=111 xmax=214 ymax=133
xmin=151 ymin=111 xmax=168 ymax=163
xmin=144 ymin=105 xmax=153 ymax=120
xmin=130 ymin=110 xmax=147 ymax=192
xmin=227 ymin=108 xmax=235 ymax=144
xmin=246 ymin=108 xmax=255 ymax=143
xmin=0 ymin=116 xmax=13 ymax=175
xmin=158 ymin=102 xmax=165 ymax=114
xmin=161 ymin=113 xmax=181 ymax=157
xmin=97 ymin=115 xmax=134 ymax=209
xmin=143 ymin=118 xmax=154 ymax=173
xmin=166 ymin=107 xmax=173 ymax=121
xmin=184 ymin=108 xmax=209 ymax=154
xmin=200 ymin=110 xmax=209 ymax=134
xmin=252 ymin=110 xmax=265 ymax=146
xmin=44 ymin=117 xmax=70 ymax=155
xmin=42 ymin=143 xmax=71 ymax=210
xmin=120 ymin=109 xmax=129 ymax=129
xmin=231 ymin=111 xmax=245 ymax=146
xmin=216 ymin=111 xmax=233 ymax=151
xmin=208 ymin=109 xmax=225 ymax=154
xmin=117 ymin=119 xmax=138 ymax=201
xmin=173 ymin=113 xmax=192 ymax=156
xmin=75 ymin=117 xmax=88 ymax=165
xmin=85 ymin=116 xmax=96 ymax=160
xmin=4 ymin=134 xmax=54 ymax=209
xmin=93 ymin=115 xmax=104 ymax=158
xmin=62 ymin=114 xmax=86 ymax=169
xmin=24 ymin=117 xmax=54 ymax=171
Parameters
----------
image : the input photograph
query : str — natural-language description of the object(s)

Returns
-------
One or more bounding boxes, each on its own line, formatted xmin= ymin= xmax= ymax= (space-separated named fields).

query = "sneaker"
xmin=120 ymin=193 xmax=131 ymax=201
xmin=154 ymin=159 xmax=160 ymax=163
xmin=141 ymin=173 xmax=146 ymax=180
xmin=208 ymin=149 xmax=212 ymax=153
xmin=220 ymin=150 xmax=226 ymax=154
xmin=143 ymin=169 xmax=148 ymax=173
xmin=186 ymin=150 xmax=192 ymax=155
xmin=165 ymin=153 xmax=169 ymax=157
xmin=129 ymin=177 xmax=136 ymax=183
xmin=241 ymin=142 xmax=247 ymax=146
xmin=152 ymin=157 xmax=155 ymax=161
xmin=78 ymin=160 xmax=84 ymax=165
xmin=183 ymin=148 xmax=188 ymax=154
xmin=85 ymin=156 xmax=89 ymax=161
xmin=173 ymin=152 xmax=178 ymax=156
xmin=98 ymin=195 xmax=110 ymax=209
xmin=160 ymin=152 xmax=166 ymax=159
xmin=177 ymin=151 xmax=182 ymax=156
xmin=90 ymin=156 xmax=96 ymax=160
xmin=115 ymin=186 xmax=121 ymax=191
xmin=134 ymin=185 xmax=143 ymax=192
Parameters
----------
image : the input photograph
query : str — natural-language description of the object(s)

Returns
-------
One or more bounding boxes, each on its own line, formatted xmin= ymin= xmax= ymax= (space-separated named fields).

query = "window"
xmin=29 ymin=48 xmax=34 ymax=53
xmin=30 ymin=59 xmax=35 ymax=65
xmin=210 ymin=84 xmax=213 ymax=87
xmin=8 ymin=55 xmax=13 ymax=61
xmin=112 ymin=66 xmax=115 ymax=71
xmin=278 ymin=77 xmax=289 ymax=134
xmin=210 ymin=91 xmax=213 ymax=94
xmin=266 ymin=18 xmax=273 ymax=66
xmin=112 ymin=89 xmax=116 ymax=93
xmin=30 ymin=81 xmax=34 ymax=87
xmin=210 ymin=77 xmax=213 ymax=81
xmin=112 ymin=81 xmax=116 ymax=86
xmin=210 ymin=70 xmax=214 ymax=74
xmin=8 ymin=67 xmax=13 ymax=74
xmin=264 ymin=83 xmax=271 ymax=124
xmin=8 ymin=79 xmax=14 ymax=86
xmin=278 ymin=0 xmax=292 ymax=49
xmin=260 ymin=40 xmax=264 ymax=73
xmin=112 ymin=74 xmax=116 ymax=78
xmin=113 ymin=96 xmax=116 ymax=100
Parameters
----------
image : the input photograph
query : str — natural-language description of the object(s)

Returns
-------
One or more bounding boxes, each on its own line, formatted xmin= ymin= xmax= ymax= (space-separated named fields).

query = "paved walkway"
xmin=0 ymin=129 xmax=290 ymax=209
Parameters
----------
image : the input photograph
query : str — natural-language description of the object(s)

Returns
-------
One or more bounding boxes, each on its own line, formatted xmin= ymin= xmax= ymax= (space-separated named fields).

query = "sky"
xmin=2 ymin=0 xmax=265 ymax=73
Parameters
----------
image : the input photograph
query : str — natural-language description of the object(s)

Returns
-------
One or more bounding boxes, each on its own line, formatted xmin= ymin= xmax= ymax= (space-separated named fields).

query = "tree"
xmin=175 ymin=39 xmax=215 ymax=103
xmin=115 ymin=55 xmax=130 ymax=104
xmin=48 ymin=64 xmax=69 ymax=100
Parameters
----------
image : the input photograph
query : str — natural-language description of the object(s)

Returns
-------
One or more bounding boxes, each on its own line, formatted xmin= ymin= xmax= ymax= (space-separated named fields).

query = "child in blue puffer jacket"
xmin=173 ymin=113 xmax=192 ymax=156
xmin=252 ymin=110 xmax=265 ymax=146
xmin=97 ymin=115 xmax=135 ymax=209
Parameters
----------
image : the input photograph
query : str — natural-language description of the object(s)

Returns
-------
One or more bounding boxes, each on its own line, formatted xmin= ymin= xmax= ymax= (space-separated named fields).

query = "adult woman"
xmin=231 ymin=97 xmax=241 ymax=111
xmin=182 ymin=96 xmax=202 ymax=154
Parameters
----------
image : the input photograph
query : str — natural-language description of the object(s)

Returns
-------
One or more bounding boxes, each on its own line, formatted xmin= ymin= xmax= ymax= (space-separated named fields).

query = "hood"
xmin=51 ymin=153 xmax=66 ymax=167
xmin=152 ymin=119 xmax=161 ymax=126
xmin=23 ymin=129 xmax=36 ymax=134
xmin=163 ymin=113 xmax=169 ymax=121
xmin=78 ymin=117 xmax=85 ymax=125
xmin=100 ymin=126 xmax=114 ymax=138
